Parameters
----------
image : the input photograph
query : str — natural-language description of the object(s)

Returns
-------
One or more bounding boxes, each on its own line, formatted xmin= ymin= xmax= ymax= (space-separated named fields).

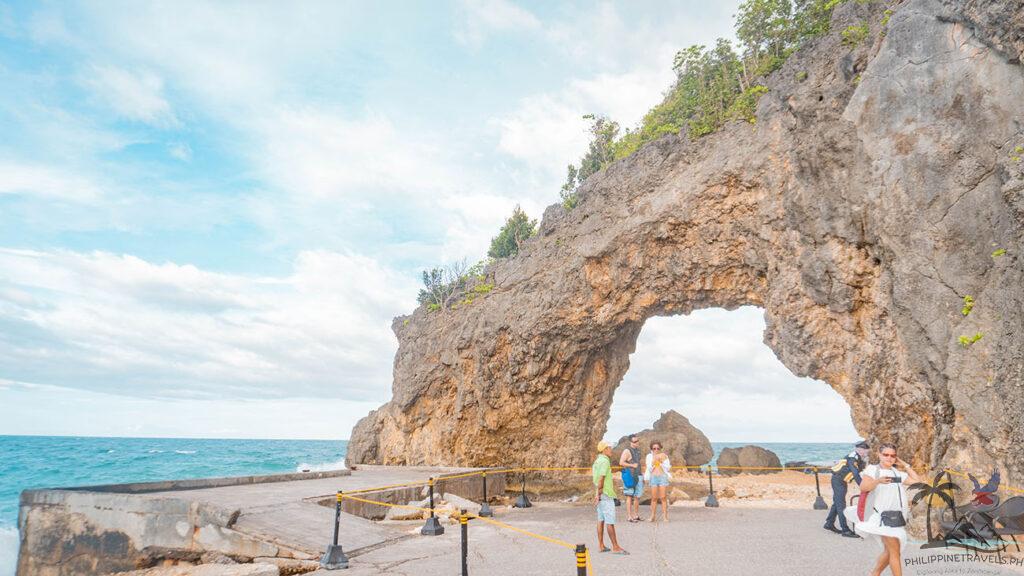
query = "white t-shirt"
xmin=863 ymin=464 xmax=910 ymax=515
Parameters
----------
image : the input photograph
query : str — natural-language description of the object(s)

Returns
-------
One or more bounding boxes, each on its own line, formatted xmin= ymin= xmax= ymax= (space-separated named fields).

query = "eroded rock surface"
xmin=717 ymin=446 xmax=783 ymax=476
xmin=612 ymin=410 xmax=713 ymax=468
xmin=348 ymin=0 xmax=1024 ymax=488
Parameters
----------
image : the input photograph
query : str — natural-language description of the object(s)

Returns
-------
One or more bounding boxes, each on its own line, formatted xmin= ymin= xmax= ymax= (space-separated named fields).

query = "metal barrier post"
xmin=574 ymin=544 xmax=587 ymax=576
xmin=514 ymin=471 xmax=532 ymax=508
xmin=813 ymin=467 xmax=828 ymax=510
xmin=704 ymin=466 xmax=719 ymax=508
xmin=320 ymin=491 xmax=349 ymax=569
xmin=421 ymin=478 xmax=445 ymax=535
xmin=460 ymin=509 xmax=469 ymax=576
xmin=479 ymin=471 xmax=493 ymax=517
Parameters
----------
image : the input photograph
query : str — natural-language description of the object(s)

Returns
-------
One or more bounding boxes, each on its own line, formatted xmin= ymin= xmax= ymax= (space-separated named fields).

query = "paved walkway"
xmin=315 ymin=502 xmax=1024 ymax=576
xmin=138 ymin=466 xmax=473 ymax=557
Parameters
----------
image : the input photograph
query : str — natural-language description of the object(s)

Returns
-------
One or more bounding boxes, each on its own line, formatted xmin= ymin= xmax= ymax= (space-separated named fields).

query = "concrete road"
xmin=137 ymin=466 xmax=474 ymax=557
xmin=316 ymin=502 xmax=1024 ymax=576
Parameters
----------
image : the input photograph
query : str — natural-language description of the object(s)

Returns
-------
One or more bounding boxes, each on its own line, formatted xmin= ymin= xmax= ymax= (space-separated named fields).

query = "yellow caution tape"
xmin=339 ymin=492 xmax=593 ymax=573
xmin=435 ymin=470 xmax=488 ymax=482
xmin=343 ymin=480 xmax=431 ymax=495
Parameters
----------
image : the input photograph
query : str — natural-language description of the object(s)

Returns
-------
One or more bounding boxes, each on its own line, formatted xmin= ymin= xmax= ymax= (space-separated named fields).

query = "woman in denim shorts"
xmin=644 ymin=441 xmax=672 ymax=522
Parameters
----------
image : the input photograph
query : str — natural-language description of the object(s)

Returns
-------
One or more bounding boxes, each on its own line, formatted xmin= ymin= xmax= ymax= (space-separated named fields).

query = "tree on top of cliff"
xmin=488 ymin=205 xmax=537 ymax=259
xmin=561 ymin=0 xmax=842 ymax=208
xmin=560 ymin=115 xmax=620 ymax=209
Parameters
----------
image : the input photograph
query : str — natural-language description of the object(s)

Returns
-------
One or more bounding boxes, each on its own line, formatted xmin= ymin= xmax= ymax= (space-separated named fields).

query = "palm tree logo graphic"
xmin=909 ymin=470 xmax=1007 ymax=552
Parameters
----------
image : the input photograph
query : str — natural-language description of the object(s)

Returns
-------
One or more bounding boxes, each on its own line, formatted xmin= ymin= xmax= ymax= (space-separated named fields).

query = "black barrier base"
xmin=320 ymin=545 xmax=349 ymax=569
xmin=479 ymin=501 xmax=493 ymax=517
xmin=813 ymin=496 xmax=828 ymax=510
xmin=705 ymin=492 xmax=719 ymax=508
xmin=421 ymin=516 xmax=445 ymax=536
xmin=513 ymin=493 xmax=532 ymax=508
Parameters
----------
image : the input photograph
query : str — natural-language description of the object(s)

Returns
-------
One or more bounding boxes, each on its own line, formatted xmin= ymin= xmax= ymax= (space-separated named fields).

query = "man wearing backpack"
xmin=619 ymin=435 xmax=644 ymax=522
xmin=824 ymin=440 xmax=869 ymax=538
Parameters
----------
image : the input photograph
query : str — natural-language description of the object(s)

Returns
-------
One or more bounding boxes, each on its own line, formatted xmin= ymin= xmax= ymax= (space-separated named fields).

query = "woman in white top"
xmin=843 ymin=443 xmax=922 ymax=576
xmin=644 ymin=441 xmax=672 ymax=522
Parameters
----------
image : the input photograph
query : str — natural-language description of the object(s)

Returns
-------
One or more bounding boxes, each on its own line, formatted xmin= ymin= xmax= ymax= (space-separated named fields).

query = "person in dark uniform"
xmin=824 ymin=440 xmax=869 ymax=537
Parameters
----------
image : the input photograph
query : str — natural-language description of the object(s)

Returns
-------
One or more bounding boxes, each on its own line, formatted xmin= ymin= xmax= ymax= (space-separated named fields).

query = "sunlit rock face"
xmin=348 ymin=0 xmax=1024 ymax=486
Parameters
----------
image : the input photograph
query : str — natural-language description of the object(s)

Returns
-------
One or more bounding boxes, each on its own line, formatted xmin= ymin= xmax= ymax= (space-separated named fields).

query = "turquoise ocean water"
xmin=0 ymin=436 xmax=348 ymax=576
xmin=0 ymin=437 xmax=849 ymax=575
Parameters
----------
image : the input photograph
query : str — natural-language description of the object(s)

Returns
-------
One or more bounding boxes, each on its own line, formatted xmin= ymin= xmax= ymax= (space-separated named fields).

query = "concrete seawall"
xmin=17 ymin=466 xmax=502 ymax=576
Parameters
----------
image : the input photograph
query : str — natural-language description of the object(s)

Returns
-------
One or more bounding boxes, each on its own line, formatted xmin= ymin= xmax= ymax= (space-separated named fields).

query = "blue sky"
xmin=0 ymin=0 xmax=858 ymax=441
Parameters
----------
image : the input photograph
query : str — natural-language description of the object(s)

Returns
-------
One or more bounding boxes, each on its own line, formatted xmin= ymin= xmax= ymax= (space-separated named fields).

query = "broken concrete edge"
xmin=16 ymin=488 xmax=320 ymax=575
xmin=22 ymin=468 xmax=353 ymax=496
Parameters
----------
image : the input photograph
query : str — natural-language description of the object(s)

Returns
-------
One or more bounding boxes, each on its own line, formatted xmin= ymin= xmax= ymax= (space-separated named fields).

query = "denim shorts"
xmin=596 ymin=495 xmax=616 ymax=524
xmin=649 ymin=475 xmax=669 ymax=487
xmin=623 ymin=476 xmax=644 ymax=497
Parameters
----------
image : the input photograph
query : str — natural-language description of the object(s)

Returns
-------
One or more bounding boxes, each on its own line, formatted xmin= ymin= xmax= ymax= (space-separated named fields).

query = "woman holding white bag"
xmin=645 ymin=440 xmax=672 ymax=522
xmin=844 ymin=443 xmax=922 ymax=576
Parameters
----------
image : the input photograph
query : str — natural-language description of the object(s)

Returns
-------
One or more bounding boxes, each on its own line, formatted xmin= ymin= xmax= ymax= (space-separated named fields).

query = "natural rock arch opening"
xmin=347 ymin=169 xmax=919 ymax=470
xmin=605 ymin=309 xmax=858 ymax=447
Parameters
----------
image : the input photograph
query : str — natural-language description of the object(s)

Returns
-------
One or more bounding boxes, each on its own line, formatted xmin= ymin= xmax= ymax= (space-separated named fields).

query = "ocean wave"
xmin=173 ymin=450 xmax=196 ymax=455
xmin=0 ymin=524 xmax=18 ymax=576
xmin=147 ymin=449 xmax=164 ymax=454
xmin=295 ymin=459 xmax=347 ymax=473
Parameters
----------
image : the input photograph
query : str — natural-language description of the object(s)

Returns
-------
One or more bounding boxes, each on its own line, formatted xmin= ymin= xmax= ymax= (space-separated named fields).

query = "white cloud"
xmin=168 ymin=142 xmax=192 ymax=161
xmin=607 ymin=309 xmax=858 ymax=442
xmin=254 ymin=107 xmax=460 ymax=200
xmin=454 ymin=0 xmax=542 ymax=48
xmin=494 ymin=67 xmax=674 ymax=189
xmin=74 ymin=3 xmax=362 ymax=113
xmin=83 ymin=65 xmax=178 ymax=127
xmin=0 ymin=248 xmax=417 ymax=401
xmin=492 ymin=1 xmax=740 ymax=193
xmin=245 ymin=105 xmax=546 ymax=267
xmin=0 ymin=380 xmax=382 ymax=440
xmin=0 ymin=161 xmax=102 ymax=202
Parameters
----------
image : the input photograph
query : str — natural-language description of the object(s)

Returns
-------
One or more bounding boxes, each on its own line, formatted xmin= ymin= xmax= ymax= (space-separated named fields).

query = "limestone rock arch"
xmin=348 ymin=0 xmax=1024 ymax=484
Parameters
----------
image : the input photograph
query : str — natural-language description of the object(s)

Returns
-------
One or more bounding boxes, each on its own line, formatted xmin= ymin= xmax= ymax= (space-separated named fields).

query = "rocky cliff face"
xmin=348 ymin=0 xmax=1024 ymax=486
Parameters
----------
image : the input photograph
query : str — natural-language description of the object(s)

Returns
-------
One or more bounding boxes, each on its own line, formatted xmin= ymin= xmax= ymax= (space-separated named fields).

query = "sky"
xmin=0 ymin=0 xmax=858 ymax=442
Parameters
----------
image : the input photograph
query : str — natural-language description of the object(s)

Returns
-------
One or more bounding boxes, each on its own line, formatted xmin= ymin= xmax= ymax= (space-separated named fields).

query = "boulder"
xmin=384 ymin=498 xmax=429 ymax=521
xmin=613 ymin=410 xmax=713 ymax=470
xmin=439 ymin=493 xmax=482 ymax=516
xmin=716 ymin=445 xmax=782 ymax=476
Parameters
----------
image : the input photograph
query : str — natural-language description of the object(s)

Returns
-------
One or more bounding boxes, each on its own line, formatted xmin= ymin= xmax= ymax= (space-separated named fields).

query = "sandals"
xmin=599 ymin=547 xmax=611 ymax=553
xmin=613 ymin=549 xmax=630 ymax=555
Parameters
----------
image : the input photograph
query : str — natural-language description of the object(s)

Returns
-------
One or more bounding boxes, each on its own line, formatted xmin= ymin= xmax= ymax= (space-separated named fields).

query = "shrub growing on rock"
xmin=488 ymin=206 xmax=537 ymax=259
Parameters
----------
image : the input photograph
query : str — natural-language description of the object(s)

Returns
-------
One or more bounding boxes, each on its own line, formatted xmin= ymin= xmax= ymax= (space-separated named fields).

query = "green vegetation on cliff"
xmin=488 ymin=205 xmax=538 ymax=259
xmin=561 ymin=0 xmax=848 ymax=208
xmin=420 ymin=0 xmax=857 ymax=311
